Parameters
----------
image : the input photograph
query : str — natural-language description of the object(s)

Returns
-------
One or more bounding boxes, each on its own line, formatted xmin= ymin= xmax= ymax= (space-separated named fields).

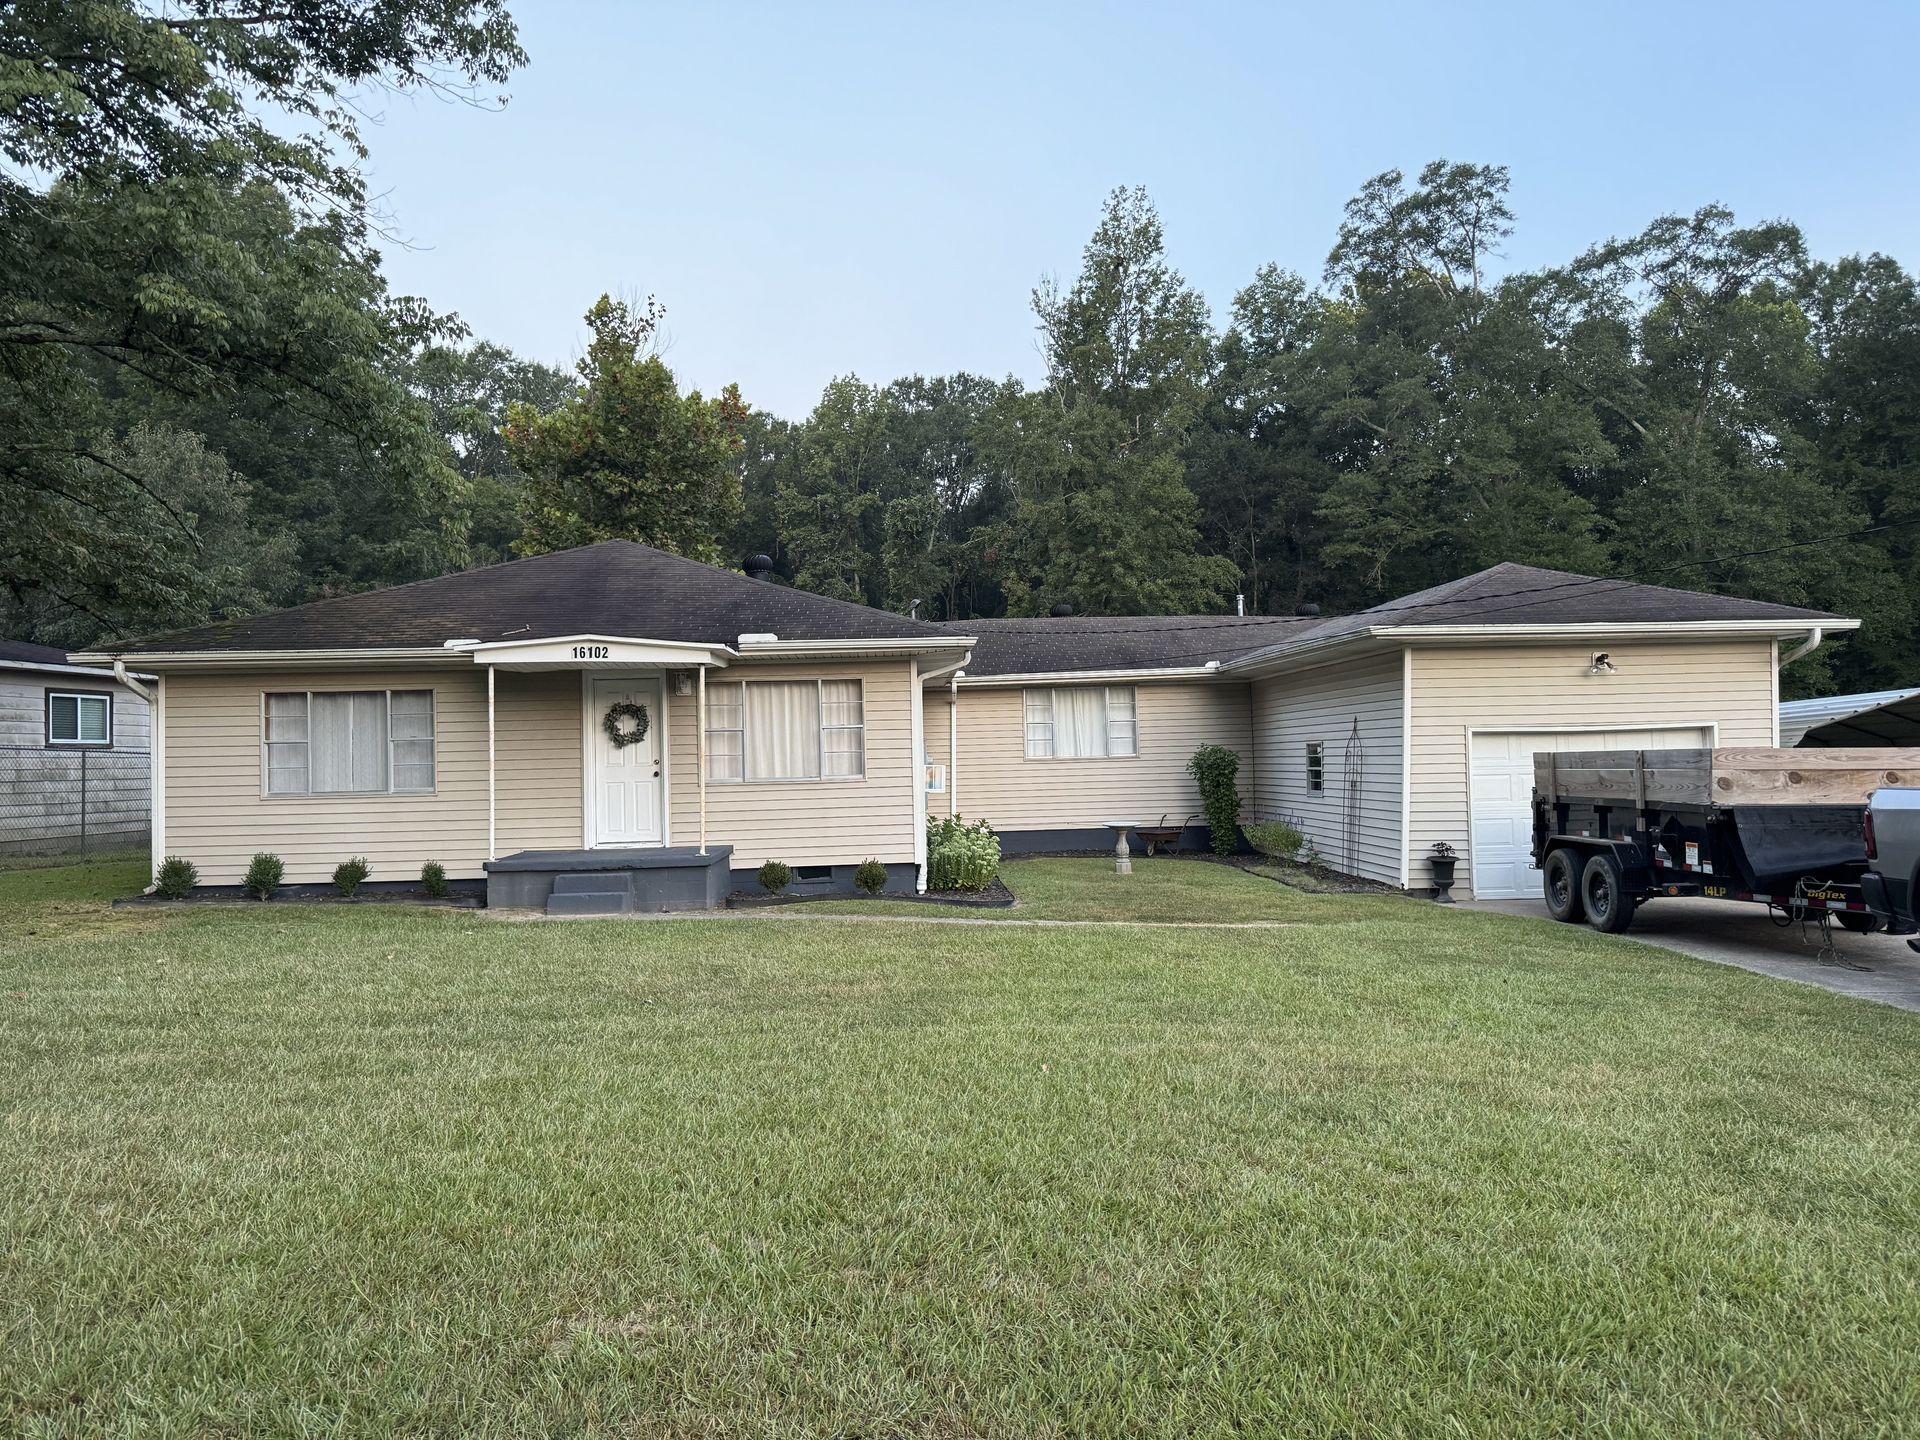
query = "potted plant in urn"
xmin=1428 ymin=841 xmax=1459 ymax=904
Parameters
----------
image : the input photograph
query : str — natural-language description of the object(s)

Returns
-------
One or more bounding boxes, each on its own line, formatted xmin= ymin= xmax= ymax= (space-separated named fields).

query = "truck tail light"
xmin=1864 ymin=808 xmax=1878 ymax=861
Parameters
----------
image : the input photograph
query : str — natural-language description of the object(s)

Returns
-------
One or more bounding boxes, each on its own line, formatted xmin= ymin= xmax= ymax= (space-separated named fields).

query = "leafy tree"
xmin=410 ymin=340 xmax=576 ymax=565
xmin=504 ymin=296 xmax=748 ymax=562
xmin=994 ymin=186 xmax=1237 ymax=614
xmin=0 ymin=0 xmax=524 ymax=640
xmin=776 ymin=376 xmax=890 ymax=601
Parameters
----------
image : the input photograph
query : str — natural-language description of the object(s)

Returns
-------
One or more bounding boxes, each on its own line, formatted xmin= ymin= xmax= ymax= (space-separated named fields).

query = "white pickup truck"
xmin=1862 ymin=788 xmax=1920 ymax=949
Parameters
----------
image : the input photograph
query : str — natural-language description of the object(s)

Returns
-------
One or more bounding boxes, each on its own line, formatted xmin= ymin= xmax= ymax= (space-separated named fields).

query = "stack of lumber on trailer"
xmin=1534 ymin=748 xmax=1920 ymax=808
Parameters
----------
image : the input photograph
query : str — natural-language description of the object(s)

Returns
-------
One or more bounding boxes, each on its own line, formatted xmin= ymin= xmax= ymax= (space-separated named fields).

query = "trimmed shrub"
xmin=927 ymin=816 xmax=1000 ymax=892
xmin=243 ymin=852 xmax=284 ymax=900
xmin=333 ymin=856 xmax=371 ymax=897
xmin=154 ymin=855 xmax=198 ymax=899
xmin=1244 ymin=820 xmax=1305 ymax=862
xmin=853 ymin=858 xmax=889 ymax=894
xmin=1186 ymin=745 xmax=1242 ymax=856
xmin=758 ymin=860 xmax=793 ymax=895
xmin=420 ymin=861 xmax=448 ymax=898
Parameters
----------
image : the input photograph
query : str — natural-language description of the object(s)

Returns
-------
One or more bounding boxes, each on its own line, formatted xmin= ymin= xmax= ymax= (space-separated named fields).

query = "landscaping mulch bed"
xmin=114 ymin=889 xmax=483 ymax=909
xmin=1019 ymin=847 xmax=1402 ymax=897
xmin=727 ymin=876 xmax=1016 ymax=910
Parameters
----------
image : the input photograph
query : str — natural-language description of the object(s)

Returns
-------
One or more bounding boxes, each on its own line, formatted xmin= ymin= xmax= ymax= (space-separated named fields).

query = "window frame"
xmin=1021 ymin=685 xmax=1140 ymax=761
xmin=45 ymin=689 xmax=113 ymax=748
xmin=259 ymin=688 xmax=438 ymax=798
xmin=1306 ymin=740 xmax=1325 ymax=792
xmin=703 ymin=676 xmax=866 ymax=784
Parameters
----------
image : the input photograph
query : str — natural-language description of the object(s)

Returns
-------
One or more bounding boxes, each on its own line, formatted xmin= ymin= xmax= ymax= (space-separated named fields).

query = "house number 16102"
xmin=571 ymin=645 xmax=610 ymax=659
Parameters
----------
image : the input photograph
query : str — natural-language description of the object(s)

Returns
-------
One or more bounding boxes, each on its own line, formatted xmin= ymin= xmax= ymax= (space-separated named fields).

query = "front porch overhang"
xmin=459 ymin=634 xmax=735 ymax=671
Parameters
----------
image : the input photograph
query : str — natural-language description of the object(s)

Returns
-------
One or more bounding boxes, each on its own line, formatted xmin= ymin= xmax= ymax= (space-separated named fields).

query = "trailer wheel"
xmin=1835 ymin=911 xmax=1883 ymax=935
xmin=1542 ymin=849 xmax=1584 ymax=923
xmin=1580 ymin=853 xmax=1637 ymax=934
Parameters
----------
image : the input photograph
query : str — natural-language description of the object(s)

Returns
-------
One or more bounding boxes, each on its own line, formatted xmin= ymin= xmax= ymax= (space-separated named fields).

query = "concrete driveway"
xmin=1466 ymin=895 xmax=1920 ymax=1013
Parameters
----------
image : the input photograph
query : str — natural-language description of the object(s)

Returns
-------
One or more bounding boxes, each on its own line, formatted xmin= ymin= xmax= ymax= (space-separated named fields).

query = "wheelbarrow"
xmin=1132 ymin=813 xmax=1194 ymax=856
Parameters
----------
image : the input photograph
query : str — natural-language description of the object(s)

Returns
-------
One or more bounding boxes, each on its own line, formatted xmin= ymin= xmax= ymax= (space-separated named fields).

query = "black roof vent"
xmin=743 ymin=554 xmax=775 ymax=581
xmin=1294 ymin=602 xmax=1321 ymax=617
xmin=1049 ymin=603 xmax=1074 ymax=618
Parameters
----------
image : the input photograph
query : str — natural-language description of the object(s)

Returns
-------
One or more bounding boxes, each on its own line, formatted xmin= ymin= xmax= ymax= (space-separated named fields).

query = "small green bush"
xmin=243 ymin=852 xmax=283 ymax=900
xmin=333 ymin=856 xmax=371 ymax=897
xmin=758 ymin=860 xmax=793 ymax=895
xmin=1187 ymin=745 xmax=1243 ymax=856
xmin=927 ymin=816 xmax=1000 ymax=892
xmin=420 ymin=861 xmax=448 ymax=898
xmin=1244 ymin=820 xmax=1305 ymax=862
xmin=154 ymin=855 xmax=198 ymax=899
xmin=853 ymin=858 xmax=889 ymax=894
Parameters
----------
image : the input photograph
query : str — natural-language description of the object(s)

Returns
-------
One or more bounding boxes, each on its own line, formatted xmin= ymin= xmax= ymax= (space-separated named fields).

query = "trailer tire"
xmin=1542 ymin=849 xmax=1585 ymax=923
xmin=1580 ymin=853 xmax=1637 ymax=934
xmin=1835 ymin=911 xmax=1883 ymax=935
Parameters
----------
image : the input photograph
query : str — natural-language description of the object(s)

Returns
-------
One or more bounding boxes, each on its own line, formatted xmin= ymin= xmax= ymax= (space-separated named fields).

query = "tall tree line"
xmin=5 ymin=9 xmax=1916 ymax=697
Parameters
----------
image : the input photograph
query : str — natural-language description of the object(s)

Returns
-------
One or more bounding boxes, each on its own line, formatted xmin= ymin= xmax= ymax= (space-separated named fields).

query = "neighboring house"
xmin=75 ymin=544 xmax=1850 ymax=908
xmin=1781 ymin=688 xmax=1920 ymax=747
xmin=0 ymin=639 xmax=153 ymax=856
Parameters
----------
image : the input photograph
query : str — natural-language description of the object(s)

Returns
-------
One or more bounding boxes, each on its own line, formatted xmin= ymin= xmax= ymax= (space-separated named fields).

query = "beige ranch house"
xmin=77 ymin=542 xmax=1852 ymax=912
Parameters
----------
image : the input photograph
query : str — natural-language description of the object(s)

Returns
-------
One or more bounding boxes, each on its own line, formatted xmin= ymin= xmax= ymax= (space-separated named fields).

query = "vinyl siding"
xmin=939 ymin=680 xmax=1252 ymax=834
xmin=667 ymin=659 xmax=919 ymax=868
xmin=1249 ymin=654 xmax=1405 ymax=886
xmin=0 ymin=672 xmax=149 ymax=750
xmin=1407 ymin=640 xmax=1778 ymax=899
xmin=493 ymin=671 xmax=583 ymax=853
xmin=164 ymin=667 xmax=491 ymax=884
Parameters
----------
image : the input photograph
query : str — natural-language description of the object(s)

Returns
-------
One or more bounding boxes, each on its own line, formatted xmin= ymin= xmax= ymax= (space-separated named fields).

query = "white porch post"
xmin=486 ymin=665 xmax=496 ymax=861
xmin=697 ymin=666 xmax=708 ymax=855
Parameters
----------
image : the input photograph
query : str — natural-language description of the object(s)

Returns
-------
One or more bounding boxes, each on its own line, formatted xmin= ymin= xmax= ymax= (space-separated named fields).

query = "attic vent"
xmin=742 ymin=554 xmax=774 ymax=580
xmin=1295 ymin=602 xmax=1321 ymax=617
xmin=1049 ymin=603 xmax=1074 ymax=618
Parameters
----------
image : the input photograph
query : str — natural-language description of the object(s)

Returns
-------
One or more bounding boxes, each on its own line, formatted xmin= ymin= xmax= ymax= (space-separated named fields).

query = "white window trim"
xmin=47 ymin=690 xmax=112 ymax=747
xmin=704 ymin=676 xmax=866 ymax=784
xmin=1021 ymin=685 xmax=1140 ymax=761
xmin=1306 ymin=741 xmax=1325 ymax=792
xmin=259 ymin=688 xmax=437 ymax=798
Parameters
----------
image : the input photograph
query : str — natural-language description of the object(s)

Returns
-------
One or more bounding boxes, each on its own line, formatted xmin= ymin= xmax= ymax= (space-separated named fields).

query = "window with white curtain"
xmin=705 ymin=678 xmax=864 ymax=782
xmin=264 ymin=690 xmax=435 ymax=795
xmin=1023 ymin=686 xmax=1138 ymax=759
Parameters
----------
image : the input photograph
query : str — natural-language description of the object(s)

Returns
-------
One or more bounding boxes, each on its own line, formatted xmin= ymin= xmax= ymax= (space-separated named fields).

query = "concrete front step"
xmin=552 ymin=872 xmax=630 ymax=896
xmin=547 ymin=889 xmax=632 ymax=916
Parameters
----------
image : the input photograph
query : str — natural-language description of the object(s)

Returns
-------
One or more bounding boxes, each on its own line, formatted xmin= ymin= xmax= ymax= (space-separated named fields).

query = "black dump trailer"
xmin=1528 ymin=747 xmax=1915 ymax=936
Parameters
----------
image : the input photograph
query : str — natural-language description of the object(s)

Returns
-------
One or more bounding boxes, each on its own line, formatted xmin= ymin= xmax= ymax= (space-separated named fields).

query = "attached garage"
xmin=1467 ymin=726 xmax=1714 ymax=899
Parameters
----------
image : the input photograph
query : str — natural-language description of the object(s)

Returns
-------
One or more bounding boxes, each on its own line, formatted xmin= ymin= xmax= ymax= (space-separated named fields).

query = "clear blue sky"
xmin=363 ymin=0 xmax=1920 ymax=419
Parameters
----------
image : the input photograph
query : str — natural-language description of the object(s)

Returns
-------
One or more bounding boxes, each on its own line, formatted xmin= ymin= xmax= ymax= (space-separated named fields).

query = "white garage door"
xmin=1468 ymin=728 xmax=1713 ymax=900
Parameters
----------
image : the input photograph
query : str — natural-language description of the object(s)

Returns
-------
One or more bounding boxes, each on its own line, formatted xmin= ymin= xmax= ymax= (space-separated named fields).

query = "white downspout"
xmin=697 ymin=666 xmax=708 ymax=855
xmin=949 ymin=671 xmax=961 ymax=818
xmin=1780 ymin=626 xmax=1824 ymax=668
xmin=115 ymin=662 xmax=160 ymax=888
xmin=486 ymin=666 xmax=496 ymax=861
xmin=910 ymin=659 xmax=928 ymax=892
xmin=112 ymin=659 xmax=154 ymax=704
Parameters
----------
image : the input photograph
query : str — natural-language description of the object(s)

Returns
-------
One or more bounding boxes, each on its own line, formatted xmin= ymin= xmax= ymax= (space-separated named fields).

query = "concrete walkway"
xmin=1465 ymin=895 xmax=1920 ymax=1013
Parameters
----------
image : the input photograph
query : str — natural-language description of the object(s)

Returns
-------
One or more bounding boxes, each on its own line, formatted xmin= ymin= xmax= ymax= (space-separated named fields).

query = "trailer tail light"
xmin=1864 ymin=808 xmax=1877 ymax=861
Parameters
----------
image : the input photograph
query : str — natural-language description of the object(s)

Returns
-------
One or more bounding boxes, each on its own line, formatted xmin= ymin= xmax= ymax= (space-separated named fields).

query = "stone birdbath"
xmin=1104 ymin=819 xmax=1141 ymax=876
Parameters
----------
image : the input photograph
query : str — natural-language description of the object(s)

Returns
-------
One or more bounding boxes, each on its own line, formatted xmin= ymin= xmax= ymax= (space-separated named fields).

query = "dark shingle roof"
xmin=946 ymin=614 xmax=1314 ymax=677
xmin=1225 ymin=563 xmax=1843 ymax=670
xmin=100 ymin=541 xmax=955 ymax=655
xmin=0 ymin=639 xmax=73 ymax=666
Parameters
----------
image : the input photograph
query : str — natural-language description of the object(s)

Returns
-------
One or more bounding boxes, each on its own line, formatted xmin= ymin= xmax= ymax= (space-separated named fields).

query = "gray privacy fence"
xmin=0 ymin=745 xmax=151 ymax=858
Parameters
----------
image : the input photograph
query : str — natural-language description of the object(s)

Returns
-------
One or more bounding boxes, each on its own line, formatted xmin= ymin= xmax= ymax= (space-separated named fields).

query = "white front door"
xmin=1468 ymin=727 xmax=1712 ymax=899
xmin=590 ymin=676 xmax=663 ymax=847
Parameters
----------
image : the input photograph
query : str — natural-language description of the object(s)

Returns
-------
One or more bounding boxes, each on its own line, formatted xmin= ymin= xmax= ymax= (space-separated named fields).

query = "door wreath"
xmin=602 ymin=701 xmax=651 ymax=748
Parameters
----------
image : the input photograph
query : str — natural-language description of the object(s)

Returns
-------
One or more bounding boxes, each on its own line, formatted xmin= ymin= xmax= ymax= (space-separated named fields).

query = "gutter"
xmin=0 ymin=658 xmax=157 ymax=682
xmin=951 ymin=662 xmax=1225 ymax=687
xmin=1780 ymin=626 xmax=1825 ymax=667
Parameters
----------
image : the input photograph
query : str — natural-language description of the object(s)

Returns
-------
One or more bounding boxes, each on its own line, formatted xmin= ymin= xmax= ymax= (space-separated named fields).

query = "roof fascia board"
xmin=0 ymin=658 xmax=157 ymax=681
xmin=954 ymin=664 xmax=1226 ymax=687
xmin=466 ymin=634 xmax=736 ymax=668
xmin=69 ymin=647 xmax=466 ymax=670
xmin=736 ymin=636 xmax=977 ymax=659
xmin=1222 ymin=618 xmax=1856 ymax=678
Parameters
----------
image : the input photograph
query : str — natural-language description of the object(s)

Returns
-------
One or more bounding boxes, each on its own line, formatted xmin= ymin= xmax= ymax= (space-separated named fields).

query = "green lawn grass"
xmin=806 ymin=855 xmax=1412 ymax=922
xmin=4 ymin=861 xmax=1919 ymax=1435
